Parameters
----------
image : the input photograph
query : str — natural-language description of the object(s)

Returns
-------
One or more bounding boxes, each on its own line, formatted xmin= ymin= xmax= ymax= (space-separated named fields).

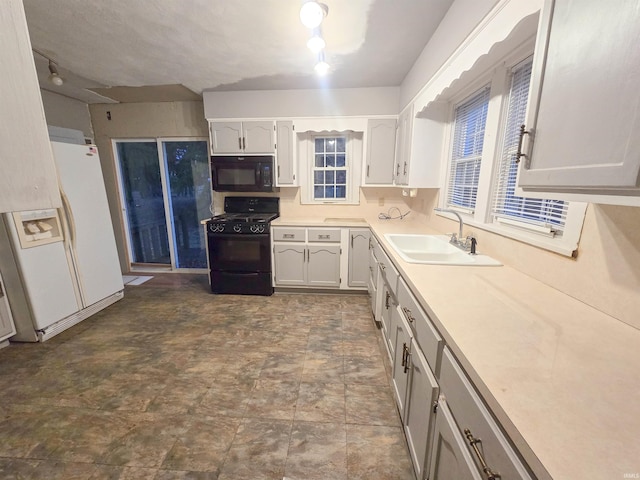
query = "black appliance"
xmin=206 ymin=196 xmax=279 ymax=295
xmin=211 ymin=155 xmax=274 ymax=192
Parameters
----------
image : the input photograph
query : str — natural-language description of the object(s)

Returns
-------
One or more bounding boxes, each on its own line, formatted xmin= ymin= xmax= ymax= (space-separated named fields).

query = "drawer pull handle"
xmin=401 ymin=342 xmax=411 ymax=373
xmin=385 ymin=291 xmax=390 ymax=309
xmin=464 ymin=429 xmax=501 ymax=480
xmin=283 ymin=234 xmax=295 ymax=239
xmin=318 ymin=234 xmax=330 ymax=239
xmin=401 ymin=307 xmax=415 ymax=323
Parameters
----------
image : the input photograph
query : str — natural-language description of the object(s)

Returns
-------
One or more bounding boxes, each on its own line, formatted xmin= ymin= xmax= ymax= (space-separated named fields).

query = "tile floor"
xmin=0 ymin=274 xmax=415 ymax=480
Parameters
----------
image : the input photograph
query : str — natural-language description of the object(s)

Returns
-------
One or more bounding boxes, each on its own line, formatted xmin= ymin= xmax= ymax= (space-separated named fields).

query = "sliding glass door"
xmin=114 ymin=138 xmax=210 ymax=270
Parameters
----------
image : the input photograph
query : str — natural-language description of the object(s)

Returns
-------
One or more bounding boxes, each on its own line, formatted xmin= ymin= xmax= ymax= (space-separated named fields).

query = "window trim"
xmin=438 ymin=47 xmax=587 ymax=257
xmin=298 ymin=130 xmax=362 ymax=205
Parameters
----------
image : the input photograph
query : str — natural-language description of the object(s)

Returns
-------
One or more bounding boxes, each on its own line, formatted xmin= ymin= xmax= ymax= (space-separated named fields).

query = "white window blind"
xmin=492 ymin=58 xmax=569 ymax=236
xmin=446 ymin=87 xmax=490 ymax=212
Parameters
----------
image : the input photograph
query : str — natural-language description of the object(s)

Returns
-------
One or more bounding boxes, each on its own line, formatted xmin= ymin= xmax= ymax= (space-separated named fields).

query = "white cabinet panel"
xmin=307 ymin=245 xmax=341 ymax=288
xmin=276 ymin=120 xmax=295 ymax=185
xmin=210 ymin=121 xmax=275 ymax=154
xmin=365 ymin=119 xmax=396 ymax=185
xmin=348 ymin=228 xmax=370 ymax=288
xmin=519 ymin=0 xmax=640 ymax=200
xmin=273 ymin=244 xmax=306 ymax=285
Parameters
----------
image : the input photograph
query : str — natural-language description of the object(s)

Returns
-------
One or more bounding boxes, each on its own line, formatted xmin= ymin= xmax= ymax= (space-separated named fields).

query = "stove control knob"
xmin=256 ymin=225 xmax=265 ymax=233
xmin=233 ymin=224 xmax=242 ymax=233
xmin=217 ymin=225 xmax=225 ymax=232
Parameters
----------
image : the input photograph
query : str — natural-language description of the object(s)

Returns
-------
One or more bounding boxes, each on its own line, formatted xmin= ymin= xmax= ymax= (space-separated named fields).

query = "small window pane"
xmin=326 ymin=139 xmax=336 ymax=152
xmin=325 ymin=186 xmax=335 ymax=198
xmin=315 ymin=154 xmax=324 ymax=167
xmin=335 ymin=185 xmax=346 ymax=198
xmin=314 ymin=171 xmax=324 ymax=183
xmin=335 ymin=154 xmax=345 ymax=167
xmin=325 ymin=171 xmax=335 ymax=183
xmin=314 ymin=185 xmax=324 ymax=198
xmin=336 ymin=170 xmax=346 ymax=184
xmin=335 ymin=137 xmax=346 ymax=152
xmin=315 ymin=138 xmax=325 ymax=152
xmin=326 ymin=155 xmax=335 ymax=167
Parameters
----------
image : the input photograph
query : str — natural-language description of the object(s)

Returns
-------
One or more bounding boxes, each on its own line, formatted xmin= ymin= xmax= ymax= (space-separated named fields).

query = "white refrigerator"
xmin=0 ymin=142 xmax=124 ymax=342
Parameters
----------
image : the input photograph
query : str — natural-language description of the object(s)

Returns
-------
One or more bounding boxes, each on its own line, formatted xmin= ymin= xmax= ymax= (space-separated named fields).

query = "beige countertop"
xmin=275 ymin=216 xmax=640 ymax=480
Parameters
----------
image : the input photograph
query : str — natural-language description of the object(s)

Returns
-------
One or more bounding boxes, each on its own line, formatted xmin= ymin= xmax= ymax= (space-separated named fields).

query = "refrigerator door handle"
xmin=60 ymin=189 xmax=77 ymax=249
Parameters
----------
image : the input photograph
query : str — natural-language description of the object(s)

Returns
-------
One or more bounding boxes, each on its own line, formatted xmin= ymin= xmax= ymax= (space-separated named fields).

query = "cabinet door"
xmin=276 ymin=120 xmax=295 ymax=185
xmin=404 ymin=338 xmax=439 ymax=480
xmin=429 ymin=399 xmax=483 ymax=480
xmin=210 ymin=121 xmax=244 ymax=154
xmin=243 ymin=121 xmax=275 ymax=154
xmin=307 ymin=245 xmax=341 ymax=288
xmin=365 ymin=119 xmax=396 ymax=185
xmin=394 ymin=105 xmax=413 ymax=186
xmin=391 ymin=307 xmax=413 ymax=418
xmin=519 ymin=0 xmax=640 ymax=193
xmin=273 ymin=244 xmax=306 ymax=286
xmin=347 ymin=228 xmax=370 ymax=288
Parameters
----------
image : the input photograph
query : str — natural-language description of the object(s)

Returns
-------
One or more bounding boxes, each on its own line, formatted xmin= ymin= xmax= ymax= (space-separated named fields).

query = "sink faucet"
xmin=434 ymin=208 xmax=463 ymax=241
xmin=434 ymin=208 xmax=474 ymax=252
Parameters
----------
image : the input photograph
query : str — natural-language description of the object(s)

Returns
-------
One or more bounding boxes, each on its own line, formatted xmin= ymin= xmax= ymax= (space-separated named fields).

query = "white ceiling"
xmin=23 ymin=0 xmax=454 ymax=103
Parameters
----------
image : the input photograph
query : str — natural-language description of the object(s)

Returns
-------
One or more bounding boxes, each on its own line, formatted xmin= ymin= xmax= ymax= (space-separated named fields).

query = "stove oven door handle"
xmin=207 ymin=232 xmax=269 ymax=239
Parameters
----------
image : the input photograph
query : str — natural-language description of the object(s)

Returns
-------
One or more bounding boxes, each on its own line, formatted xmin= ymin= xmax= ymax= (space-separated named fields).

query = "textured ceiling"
xmin=23 ymin=0 xmax=454 ymax=102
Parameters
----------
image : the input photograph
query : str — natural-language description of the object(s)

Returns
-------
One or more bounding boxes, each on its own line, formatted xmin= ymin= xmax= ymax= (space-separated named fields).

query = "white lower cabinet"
xmin=272 ymin=227 xmax=341 ymax=288
xmin=369 ymin=235 xmax=534 ymax=480
xmin=429 ymin=397 xmax=483 ymax=480
xmin=347 ymin=228 xmax=370 ymax=288
xmin=367 ymin=239 xmax=379 ymax=317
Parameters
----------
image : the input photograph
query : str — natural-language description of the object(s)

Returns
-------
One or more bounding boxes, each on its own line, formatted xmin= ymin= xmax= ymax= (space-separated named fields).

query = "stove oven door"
xmin=207 ymin=232 xmax=273 ymax=295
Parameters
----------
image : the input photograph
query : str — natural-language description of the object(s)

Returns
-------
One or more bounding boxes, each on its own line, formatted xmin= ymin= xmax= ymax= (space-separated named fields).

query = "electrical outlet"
xmin=378 ymin=197 xmax=385 ymax=206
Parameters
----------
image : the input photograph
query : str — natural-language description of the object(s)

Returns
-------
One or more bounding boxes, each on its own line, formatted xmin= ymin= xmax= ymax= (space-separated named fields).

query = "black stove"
xmin=206 ymin=197 xmax=279 ymax=295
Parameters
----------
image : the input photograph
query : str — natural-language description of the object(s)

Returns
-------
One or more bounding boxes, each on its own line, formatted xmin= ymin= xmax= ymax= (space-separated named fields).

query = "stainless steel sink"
xmin=384 ymin=234 xmax=501 ymax=266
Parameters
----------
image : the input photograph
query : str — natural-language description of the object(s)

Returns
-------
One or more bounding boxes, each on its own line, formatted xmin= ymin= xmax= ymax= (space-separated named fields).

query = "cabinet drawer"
xmin=272 ymin=227 xmax=305 ymax=242
xmin=440 ymin=347 xmax=533 ymax=480
xmin=397 ymin=278 xmax=442 ymax=376
xmin=374 ymin=243 xmax=399 ymax=296
xmin=308 ymin=228 xmax=340 ymax=242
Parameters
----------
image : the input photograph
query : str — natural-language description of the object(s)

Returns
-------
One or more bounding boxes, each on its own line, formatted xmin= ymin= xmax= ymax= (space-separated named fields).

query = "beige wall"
xmin=88 ymin=101 xmax=208 ymax=272
xmin=407 ymin=189 xmax=640 ymax=330
xmin=41 ymin=90 xmax=94 ymax=140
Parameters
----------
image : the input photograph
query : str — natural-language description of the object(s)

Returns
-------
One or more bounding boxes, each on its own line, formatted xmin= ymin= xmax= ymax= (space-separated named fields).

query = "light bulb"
xmin=48 ymin=73 xmax=64 ymax=86
xmin=307 ymin=35 xmax=326 ymax=53
xmin=314 ymin=60 xmax=330 ymax=76
xmin=300 ymin=2 xmax=327 ymax=29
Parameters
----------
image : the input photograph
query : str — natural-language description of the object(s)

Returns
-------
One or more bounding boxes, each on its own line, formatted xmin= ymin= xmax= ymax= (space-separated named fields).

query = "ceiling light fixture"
xmin=307 ymin=31 xmax=326 ymax=53
xmin=47 ymin=60 xmax=64 ymax=86
xmin=314 ymin=52 xmax=330 ymax=76
xmin=300 ymin=1 xmax=328 ymax=29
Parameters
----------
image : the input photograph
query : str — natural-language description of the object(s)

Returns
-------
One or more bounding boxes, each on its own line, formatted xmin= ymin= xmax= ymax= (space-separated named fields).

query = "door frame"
xmin=112 ymin=137 xmax=210 ymax=273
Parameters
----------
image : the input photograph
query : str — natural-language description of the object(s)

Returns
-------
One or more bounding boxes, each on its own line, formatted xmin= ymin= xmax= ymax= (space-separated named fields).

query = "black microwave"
xmin=211 ymin=155 xmax=274 ymax=192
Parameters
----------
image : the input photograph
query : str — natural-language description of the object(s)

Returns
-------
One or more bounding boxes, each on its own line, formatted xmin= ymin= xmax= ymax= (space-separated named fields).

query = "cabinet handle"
xmin=396 ymin=163 xmax=400 ymax=175
xmin=515 ymin=124 xmax=530 ymax=165
xmin=242 ymin=136 xmax=246 ymax=150
xmin=401 ymin=306 xmax=415 ymax=324
xmin=379 ymin=263 xmax=386 ymax=271
xmin=283 ymin=234 xmax=295 ymax=239
xmin=351 ymin=235 xmax=354 ymax=248
xmin=464 ymin=429 xmax=501 ymax=480
xmin=403 ymin=161 xmax=407 ymax=175
xmin=238 ymin=137 xmax=242 ymax=150
xmin=366 ymin=165 xmax=370 ymax=177
xmin=401 ymin=342 xmax=408 ymax=367
xmin=404 ymin=349 xmax=411 ymax=374
xmin=385 ymin=291 xmax=390 ymax=309
xmin=278 ymin=165 xmax=280 ymax=178
xmin=318 ymin=234 xmax=330 ymax=239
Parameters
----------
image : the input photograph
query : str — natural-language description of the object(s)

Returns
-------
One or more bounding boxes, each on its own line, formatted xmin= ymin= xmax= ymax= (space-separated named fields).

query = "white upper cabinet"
xmin=518 ymin=0 xmax=640 ymax=203
xmin=0 ymin=0 xmax=61 ymax=213
xmin=210 ymin=120 xmax=275 ymax=155
xmin=394 ymin=105 xmax=413 ymax=186
xmin=275 ymin=120 xmax=296 ymax=186
xmin=364 ymin=119 xmax=396 ymax=185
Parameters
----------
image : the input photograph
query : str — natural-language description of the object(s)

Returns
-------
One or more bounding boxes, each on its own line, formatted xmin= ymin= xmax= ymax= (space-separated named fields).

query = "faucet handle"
xmin=449 ymin=233 xmax=458 ymax=244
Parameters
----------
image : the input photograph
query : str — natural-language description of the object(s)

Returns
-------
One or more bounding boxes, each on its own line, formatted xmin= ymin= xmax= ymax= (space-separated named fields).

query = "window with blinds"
xmin=446 ymin=87 xmax=490 ymax=212
xmin=492 ymin=58 xmax=569 ymax=236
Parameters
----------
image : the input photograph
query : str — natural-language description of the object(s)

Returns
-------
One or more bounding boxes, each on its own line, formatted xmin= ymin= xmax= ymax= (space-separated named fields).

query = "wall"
xmin=88 ymin=101 xmax=208 ymax=272
xmin=41 ymin=90 xmax=94 ymax=140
